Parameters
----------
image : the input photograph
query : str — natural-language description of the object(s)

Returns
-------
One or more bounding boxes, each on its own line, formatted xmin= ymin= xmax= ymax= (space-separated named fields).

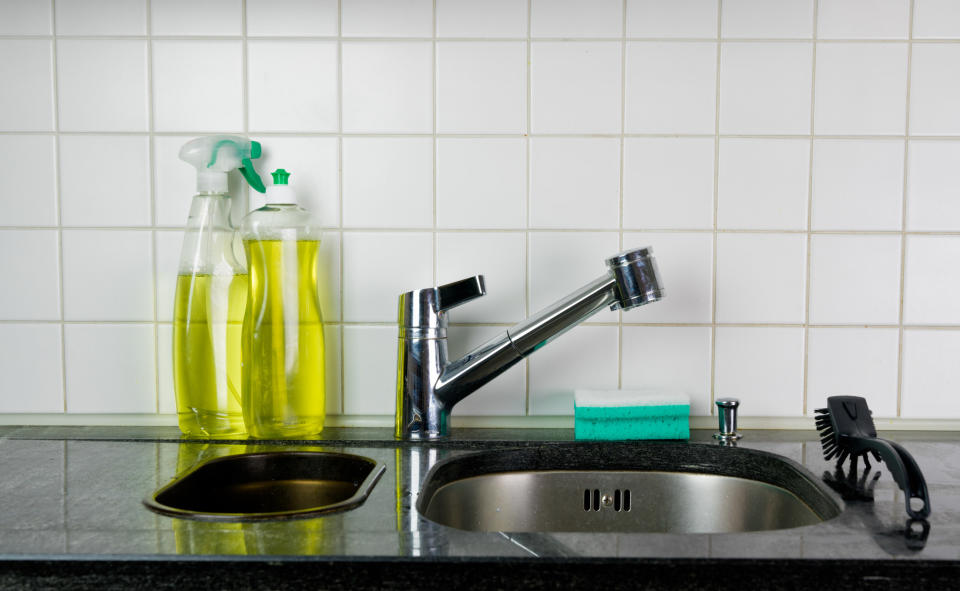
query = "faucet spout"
xmin=396 ymin=247 xmax=663 ymax=439
xmin=434 ymin=274 xmax=620 ymax=409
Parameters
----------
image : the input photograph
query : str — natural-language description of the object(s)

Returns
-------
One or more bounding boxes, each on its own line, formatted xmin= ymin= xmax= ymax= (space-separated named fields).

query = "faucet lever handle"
xmin=437 ymin=275 xmax=486 ymax=312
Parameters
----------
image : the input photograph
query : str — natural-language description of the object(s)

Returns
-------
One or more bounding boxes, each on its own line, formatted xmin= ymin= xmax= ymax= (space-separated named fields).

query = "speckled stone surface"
xmin=0 ymin=426 xmax=958 ymax=589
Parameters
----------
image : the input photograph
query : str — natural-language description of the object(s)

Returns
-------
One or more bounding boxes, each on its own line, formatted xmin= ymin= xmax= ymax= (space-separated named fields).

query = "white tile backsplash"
xmin=56 ymin=0 xmax=146 ymax=35
xmin=152 ymin=41 xmax=243 ymax=132
xmin=530 ymin=137 xmax=620 ymax=229
xmin=247 ymin=41 xmax=338 ymax=133
xmin=154 ymin=230 xmax=183 ymax=323
xmin=626 ymin=0 xmax=718 ymax=38
xmin=449 ymin=324 xmax=526 ymax=415
xmin=808 ymin=235 xmax=902 ymax=325
xmin=624 ymin=42 xmax=717 ymax=135
xmin=811 ymin=139 xmax=905 ymax=231
xmin=342 ymin=232 xmax=432 ymax=322
xmin=622 ymin=137 xmax=715 ymax=230
xmin=64 ymin=324 xmax=156 ymax=413
xmin=818 ymin=0 xmax=909 ymax=39
xmin=1 ymin=1 xmax=959 ymax=426
xmin=437 ymin=0 xmax=528 ymax=38
xmin=0 ymin=135 xmax=57 ymax=226
xmin=814 ymin=43 xmax=908 ymax=135
xmin=342 ymin=42 xmax=432 ymax=133
xmin=907 ymin=140 xmax=960 ymax=231
xmin=902 ymin=330 xmax=960 ymax=418
xmin=909 ymin=44 xmax=960 ymax=135
xmin=719 ymin=42 xmax=813 ymax=134
xmin=529 ymin=325 xmax=619 ymax=415
xmin=153 ymin=135 xmax=197 ymax=227
xmin=904 ymin=236 xmax=960 ymax=325
xmin=324 ymin=325 xmax=343 ymax=415
xmin=438 ymin=232 xmax=526 ymax=323
xmin=156 ymin=323 xmax=175 ymax=414
xmin=437 ymin=42 xmax=526 ymax=134
xmin=343 ymin=325 xmax=396 ymax=415
xmin=807 ymin=327 xmax=899 ymax=418
xmin=0 ymin=324 xmax=63 ymax=413
xmin=57 ymin=40 xmax=149 ymax=132
xmin=252 ymin=136 xmax=340 ymax=224
xmin=246 ymin=0 xmax=338 ymax=37
xmin=623 ymin=232 xmax=713 ymax=324
xmin=0 ymin=230 xmax=61 ymax=320
xmin=59 ymin=136 xmax=151 ymax=227
xmin=529 ymin=232 xmax=620 ymax=323
xmin=342 ymin=137 xmax=433 ymax=228
xmin=622 ymin=326 xmax=712 ymax=416
xmin=0 ymin=0 xmax=51 ymax=35
xmin=530 ymin=0 xmax=622 ymax=38
xmin=437 ymin=138 xmax=527 ymax=228
xmin=531 ymin=42 xmax=621 ymax=133
xmin=715 ymin=327 xmax=805 ymax=417
xmin=716 ymin=234 xmax=806 ymax=323
xmin=150 ymin=0 xmax=241 ymax=36
xmin=913 ymin=0 xmax=960 ymax=39
xmin=341 ymin=0 xmax=433 ymax=38
xmin=717 ymin=138 xmax=809 ymax=230
xmin=61 ymin=230 xmax=154 ymax=321
xmin=721 ymin=0 xmax=814 ymax=39
xmin=0 ymin=40 xmax=54 ymax=131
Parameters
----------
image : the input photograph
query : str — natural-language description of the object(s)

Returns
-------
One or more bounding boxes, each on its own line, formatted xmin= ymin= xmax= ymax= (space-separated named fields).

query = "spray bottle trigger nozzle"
xmin=239 ymin=158 xmax=266 ymax=194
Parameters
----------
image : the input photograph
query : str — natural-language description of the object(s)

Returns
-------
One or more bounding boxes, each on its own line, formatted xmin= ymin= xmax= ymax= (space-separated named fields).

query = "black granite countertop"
xmin=1 ymin=426 xmax=958 ymax=590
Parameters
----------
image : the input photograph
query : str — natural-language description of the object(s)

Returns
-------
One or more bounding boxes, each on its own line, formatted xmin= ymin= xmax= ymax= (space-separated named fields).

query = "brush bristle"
xmin=814 ymin=407 xmax=843 ymax=463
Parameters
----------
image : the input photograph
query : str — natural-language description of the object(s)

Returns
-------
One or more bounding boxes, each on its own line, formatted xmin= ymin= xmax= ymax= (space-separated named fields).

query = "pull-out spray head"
xmin=179 ymin=135 xmax=266 ymax=194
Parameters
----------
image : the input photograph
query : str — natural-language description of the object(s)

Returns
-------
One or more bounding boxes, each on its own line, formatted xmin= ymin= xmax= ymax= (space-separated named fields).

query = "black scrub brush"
xmin=815 ymin=395 xmax=930 ymax=519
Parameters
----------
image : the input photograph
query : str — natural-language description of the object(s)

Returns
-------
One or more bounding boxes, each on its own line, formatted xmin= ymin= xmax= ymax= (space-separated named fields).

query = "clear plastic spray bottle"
xmin=174 ymin=136 xmax=265 ymax=436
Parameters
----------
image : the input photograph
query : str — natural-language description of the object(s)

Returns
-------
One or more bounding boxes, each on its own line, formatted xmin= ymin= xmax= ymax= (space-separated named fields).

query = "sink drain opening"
xmin=582 ymin=488 xmax=631 ymax=512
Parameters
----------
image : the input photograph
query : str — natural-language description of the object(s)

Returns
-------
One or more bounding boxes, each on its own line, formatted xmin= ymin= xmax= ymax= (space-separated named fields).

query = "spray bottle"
xmin=174 ymin=135 xmax=265 ymax=436
xmin=240 ymin=169 xmax=326 ymax=438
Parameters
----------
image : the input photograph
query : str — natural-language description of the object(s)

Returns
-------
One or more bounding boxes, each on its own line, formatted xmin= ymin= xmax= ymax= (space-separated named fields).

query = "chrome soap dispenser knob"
xmin=714 ymin=397 xmax=743 ymax=442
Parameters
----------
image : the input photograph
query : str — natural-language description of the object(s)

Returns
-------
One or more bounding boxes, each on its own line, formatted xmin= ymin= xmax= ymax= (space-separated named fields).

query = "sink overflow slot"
xmin=583 ymin=489 xmax=631 ymax=512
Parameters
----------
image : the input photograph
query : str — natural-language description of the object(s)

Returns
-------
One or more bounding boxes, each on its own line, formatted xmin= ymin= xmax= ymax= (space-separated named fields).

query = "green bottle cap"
xmin=271 ymin=168 xmax=291 ymax=185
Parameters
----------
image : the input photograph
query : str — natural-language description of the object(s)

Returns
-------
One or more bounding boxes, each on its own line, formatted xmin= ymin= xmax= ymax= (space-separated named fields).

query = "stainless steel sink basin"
xmin=417 ymin=443 xmax=841 ymax=534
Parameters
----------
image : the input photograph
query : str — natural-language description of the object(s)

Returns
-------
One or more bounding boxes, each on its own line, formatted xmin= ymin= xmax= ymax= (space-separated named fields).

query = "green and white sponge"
xmin=574 ymin=389 xmax=690 ymax=440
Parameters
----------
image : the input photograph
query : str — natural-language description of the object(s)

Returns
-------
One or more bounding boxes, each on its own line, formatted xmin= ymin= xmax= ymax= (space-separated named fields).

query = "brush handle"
xmin=845 ymin=435 xmax=931 ymax=519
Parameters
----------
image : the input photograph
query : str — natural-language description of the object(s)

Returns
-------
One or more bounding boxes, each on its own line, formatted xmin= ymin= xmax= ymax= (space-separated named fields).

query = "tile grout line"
xmin=801 ymin=0 xmax=820 ymax=417
xmin=897 ymin=0 xmax=917 ymax=419
xmin=337 ymin=0 xmax=345 ymax=415
xmin=50 ymin=0 xmax=67 ymax=414
xmin=7 ymin=319 xmax=960 ymax=329
xmin=8 ymin=225 xmax=960 ymax=236
xmin=709 ymin=0 xmax=722 ymax=417
xmin=523 ymin=0 xmax=532 ymax=416
xmin=617 ymin=0 xmax=627 ymax=390
xmin=6 ymin=34 xmax=958 ymax=43
xmin=146 ymin=0 xmax=160 ymax=414
xmin=432 ymin=0 xmax=438 ymax=289
xmin=7 ymin=129 xmax=960 ymax=141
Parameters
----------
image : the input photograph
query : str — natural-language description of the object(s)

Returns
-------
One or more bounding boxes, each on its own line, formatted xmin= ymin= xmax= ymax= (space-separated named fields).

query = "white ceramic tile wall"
xmin=2 ymin=0 xmax=960 ymax=425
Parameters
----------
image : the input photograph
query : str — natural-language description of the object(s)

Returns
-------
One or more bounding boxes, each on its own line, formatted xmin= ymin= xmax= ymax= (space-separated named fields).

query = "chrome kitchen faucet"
xmin=395 ymin=247 xmax=665 ymax=439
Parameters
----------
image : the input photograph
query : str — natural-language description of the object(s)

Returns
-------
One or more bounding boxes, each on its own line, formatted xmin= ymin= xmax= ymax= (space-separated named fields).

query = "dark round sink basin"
xmin=145 ymin=451 xmax=385 ymax=521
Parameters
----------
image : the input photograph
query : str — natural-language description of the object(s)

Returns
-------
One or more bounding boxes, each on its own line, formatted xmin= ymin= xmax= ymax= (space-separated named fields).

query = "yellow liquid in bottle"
xmin=173 ymin=273 xmax=248 ymax=436
xmin=242 ymin=239 xmax=325 ymax=438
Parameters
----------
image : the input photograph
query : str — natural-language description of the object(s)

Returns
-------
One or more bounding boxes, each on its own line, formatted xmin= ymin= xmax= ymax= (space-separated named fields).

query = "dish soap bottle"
xmin=240 ymin=169 xmax=326 ymax=438
xmin=174 ymin=135 xmax=266 ymax=436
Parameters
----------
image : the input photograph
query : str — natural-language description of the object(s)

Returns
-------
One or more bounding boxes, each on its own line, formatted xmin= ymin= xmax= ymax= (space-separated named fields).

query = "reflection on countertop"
xmin=0 ymin=426 xmax=957 ymax=563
